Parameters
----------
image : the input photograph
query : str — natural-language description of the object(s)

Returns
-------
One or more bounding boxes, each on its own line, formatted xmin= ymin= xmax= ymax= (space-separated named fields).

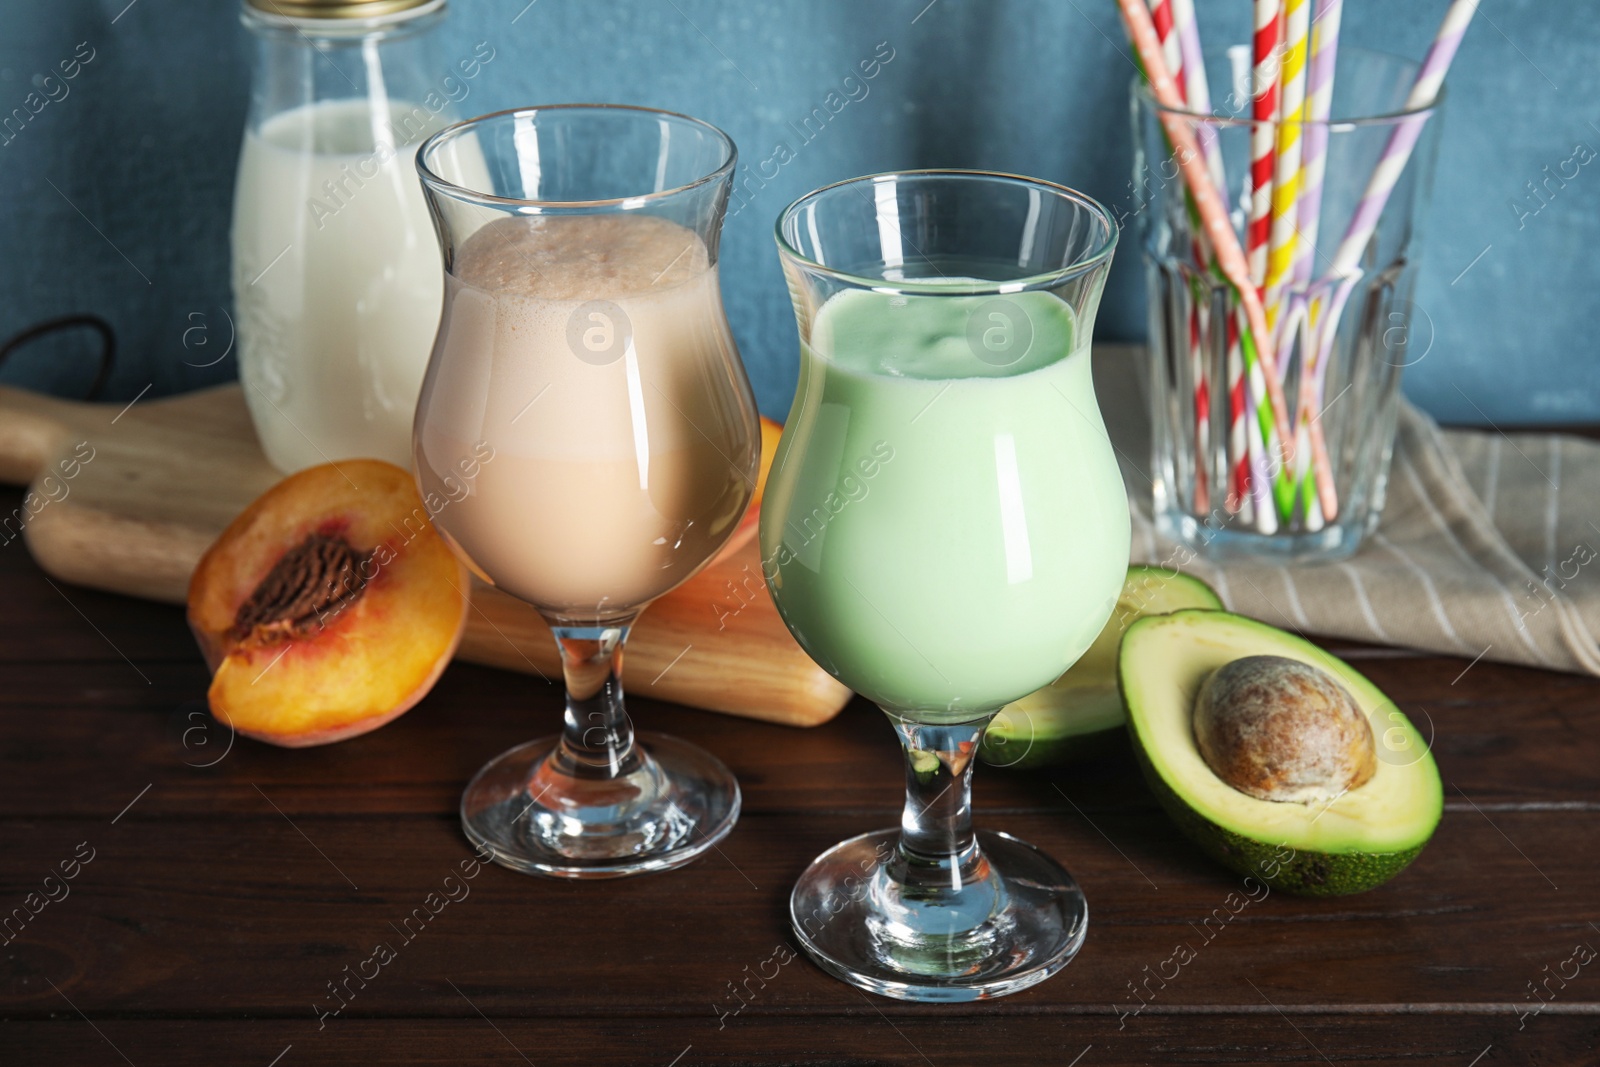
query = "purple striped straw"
xmin=1293 ymin=0 xmax=1343 ymax=285
xmin=1170 ymin=0 xmax=1228 ymax=196
xmin=1288 ymin=0 xmax=1343 ymax=524
xmin=1171 ymin=0 xmax=1208 ymax=109
xmin=1309 ymin=0 xmax=1478 ymax=409
xmin=1326 ymin=0 xmax=1478 ymax=279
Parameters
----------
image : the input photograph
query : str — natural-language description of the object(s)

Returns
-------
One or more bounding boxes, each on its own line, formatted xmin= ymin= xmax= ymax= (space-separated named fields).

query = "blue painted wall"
xmin=1 ymin=0 xmax=1595 ymax=424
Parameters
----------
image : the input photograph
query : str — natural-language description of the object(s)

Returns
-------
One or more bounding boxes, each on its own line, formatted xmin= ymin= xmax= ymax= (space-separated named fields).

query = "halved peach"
xmin=187 ymin=460 xmax=469 ymax=747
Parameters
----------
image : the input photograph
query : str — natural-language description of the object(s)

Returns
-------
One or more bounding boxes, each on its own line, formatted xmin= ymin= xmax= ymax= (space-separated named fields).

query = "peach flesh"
xmin=188 ymin=460 xmax=468 ymax=747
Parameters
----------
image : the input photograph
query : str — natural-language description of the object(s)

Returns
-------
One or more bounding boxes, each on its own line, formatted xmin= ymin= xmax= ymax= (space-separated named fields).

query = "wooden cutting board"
xmin=0 ymin=383 xmax=850 ymax=726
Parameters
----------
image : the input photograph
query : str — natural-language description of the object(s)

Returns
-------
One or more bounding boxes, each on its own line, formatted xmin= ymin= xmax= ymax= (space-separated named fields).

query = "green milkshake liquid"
xmin=760 ymin=286 xmax=1130 ymax=719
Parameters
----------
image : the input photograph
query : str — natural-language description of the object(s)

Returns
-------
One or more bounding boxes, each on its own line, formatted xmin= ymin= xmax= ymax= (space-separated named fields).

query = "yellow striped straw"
xmin=1263 ymin=0 xmax=1311 ymax=335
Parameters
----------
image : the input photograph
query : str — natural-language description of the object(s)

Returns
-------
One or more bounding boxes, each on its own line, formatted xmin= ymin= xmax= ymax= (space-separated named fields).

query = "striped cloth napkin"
xmin=1103 ymin=348 xmax=1600 ymax=675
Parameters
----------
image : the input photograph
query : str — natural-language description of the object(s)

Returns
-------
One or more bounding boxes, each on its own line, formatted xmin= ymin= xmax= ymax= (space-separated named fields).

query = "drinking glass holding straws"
xmin=1133 ymin=49 xmax=1444 ymax=561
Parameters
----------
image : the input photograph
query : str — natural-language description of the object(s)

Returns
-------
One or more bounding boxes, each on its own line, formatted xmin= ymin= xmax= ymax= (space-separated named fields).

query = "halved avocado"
xmin=980 ymin=566 xmax=1222 ymax=769
xmin=1122 ymin=610 xmax=1442 ymax=896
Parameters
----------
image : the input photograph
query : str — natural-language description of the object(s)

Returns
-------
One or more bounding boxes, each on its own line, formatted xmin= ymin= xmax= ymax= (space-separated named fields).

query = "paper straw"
xmin=1242 ymin=322 xmax=1279 ymax=534
xmin=1225 ymin=296 xmax=1250 ymax=519
xmin=1300 ymin=0 xmax=1479 ymax=523
xmin=1170 ymin=0 xmax=1207 ymax=108
xmin=1278 ymin=293 xmax=1337 ymax=527
xmin=1220 ymin=45 xmax=1254 ymax=520
xmin=1244 ymin=0 xmax=1309 ymax=525
xmin=1285 ymin=0 xmax=1344 ymax=521
xmin=1264 ymin=0 xmax=1311 ymax=332
xmin=1148 ymin=0 xmax=1186 ymax=103
xmin=1247 ymin=0 xmax=1279 ymax=293
xmin=1308 ymin=272 xmax=1359 ymax=438
xmin=1146 ymin=0 xmax=1213 ymax=516
xmin=1152 ymin=0 xmax=1209 ymax=518
xmin=1294 ymin=0 xmax=1343 ymax=285
xmin=1279 ymin=292 xmax=1311 ymax=525
xmin=1116 ymin=0 xmax=1297 ymax=468
xmin=1170 ymin=0 xmax=1229 ymax=202
xmin=1189 ymin=281 xmax=1210 ymax=514
xmin=1237 ymin=312 xmax=1294 ymax=523
xmin=1294 ymin=292 xmax=1341 ymax=520
xmin=1327 ymin=0 xmax=1479 ymax=278
xmin=1143 ymin=0 xmax=1203 ymax=266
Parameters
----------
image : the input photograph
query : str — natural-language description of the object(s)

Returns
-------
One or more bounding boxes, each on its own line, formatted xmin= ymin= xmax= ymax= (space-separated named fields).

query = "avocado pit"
xmin=1193 ymin=654 xmax=1376 ymax=803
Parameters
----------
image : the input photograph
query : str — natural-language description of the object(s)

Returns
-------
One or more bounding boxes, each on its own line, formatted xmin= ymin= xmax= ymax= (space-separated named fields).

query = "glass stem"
xmin=889 ymin=710 xmax=996 ymax=890
xmin=548 ymin=621 xmax=641 ymax=779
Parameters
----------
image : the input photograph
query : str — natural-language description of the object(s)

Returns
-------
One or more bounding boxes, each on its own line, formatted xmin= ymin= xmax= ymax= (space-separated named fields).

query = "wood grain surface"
xmin=1 ymin=484 xmax=1597 ymax=1065
xmin=0 ymin=383 xmax=849 ymax=726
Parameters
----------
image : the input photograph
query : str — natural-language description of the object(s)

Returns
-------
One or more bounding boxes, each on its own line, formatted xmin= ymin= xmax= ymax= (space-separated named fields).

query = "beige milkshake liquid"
xmin=414 ymin=214 xmax=757 ymax=618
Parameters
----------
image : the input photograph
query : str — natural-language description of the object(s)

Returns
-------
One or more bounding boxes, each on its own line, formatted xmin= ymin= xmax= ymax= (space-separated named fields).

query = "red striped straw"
xmin=1148 ymin=0 xmax=1185 ymax=96
xmin=1235 ymin=0 xmax=1286 ymax=531
xmin=1190 ymin=294 xmax=1210 ymax=513
xmin=1240 ymin=0 xmax=1280 ymax=527
xmin=1148 ymin=0 xmax=1211 ymax=512
xmin=1226 ymin=302 xmax=1251 ymax=521
xmin=1222 ymin=318 xmax=1246 ymax=514
xmin=1294 ymin=0 xmax=1343 ymax=285
xmin=1247 ymin=0 xmax=1279 ymax=295
xmin=1116 ymin=0 xmax=1296 ymax=482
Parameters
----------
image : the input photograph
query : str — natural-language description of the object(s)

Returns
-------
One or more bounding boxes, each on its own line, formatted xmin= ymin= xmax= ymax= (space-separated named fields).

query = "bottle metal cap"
xmin=244 ymin=0 xmax=439 ymax=19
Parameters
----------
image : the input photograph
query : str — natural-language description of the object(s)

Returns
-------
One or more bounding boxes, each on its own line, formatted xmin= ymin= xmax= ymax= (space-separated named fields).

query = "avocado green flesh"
xmin=980 ymin=567 xmax=1222 ymax=769
xmin=980 ymin=686 xmax=1125 ymax=769
xmin=1121 ymin=610 xmax=1443 ymax=896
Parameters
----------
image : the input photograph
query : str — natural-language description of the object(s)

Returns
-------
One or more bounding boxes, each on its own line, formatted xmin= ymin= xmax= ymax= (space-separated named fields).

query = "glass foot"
xmin=461 ymin=731 xmax=740 ymax=879
xmin=789 ymin=828 xmax=1087 ymax=1002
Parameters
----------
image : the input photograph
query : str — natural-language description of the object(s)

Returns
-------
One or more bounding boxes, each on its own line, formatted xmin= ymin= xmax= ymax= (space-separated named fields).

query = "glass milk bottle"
xmin=233 ymin=0 xmax=464 ymax=472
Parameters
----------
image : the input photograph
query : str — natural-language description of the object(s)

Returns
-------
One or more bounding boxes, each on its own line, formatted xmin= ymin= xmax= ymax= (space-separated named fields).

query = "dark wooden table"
xmin=2 ymin=481 xmax=1597 ymax=1066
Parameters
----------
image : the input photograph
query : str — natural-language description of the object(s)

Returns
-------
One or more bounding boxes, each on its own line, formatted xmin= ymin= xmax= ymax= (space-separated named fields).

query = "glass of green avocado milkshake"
xmin=765 ymin=171 xmax=1125 ymax=1001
